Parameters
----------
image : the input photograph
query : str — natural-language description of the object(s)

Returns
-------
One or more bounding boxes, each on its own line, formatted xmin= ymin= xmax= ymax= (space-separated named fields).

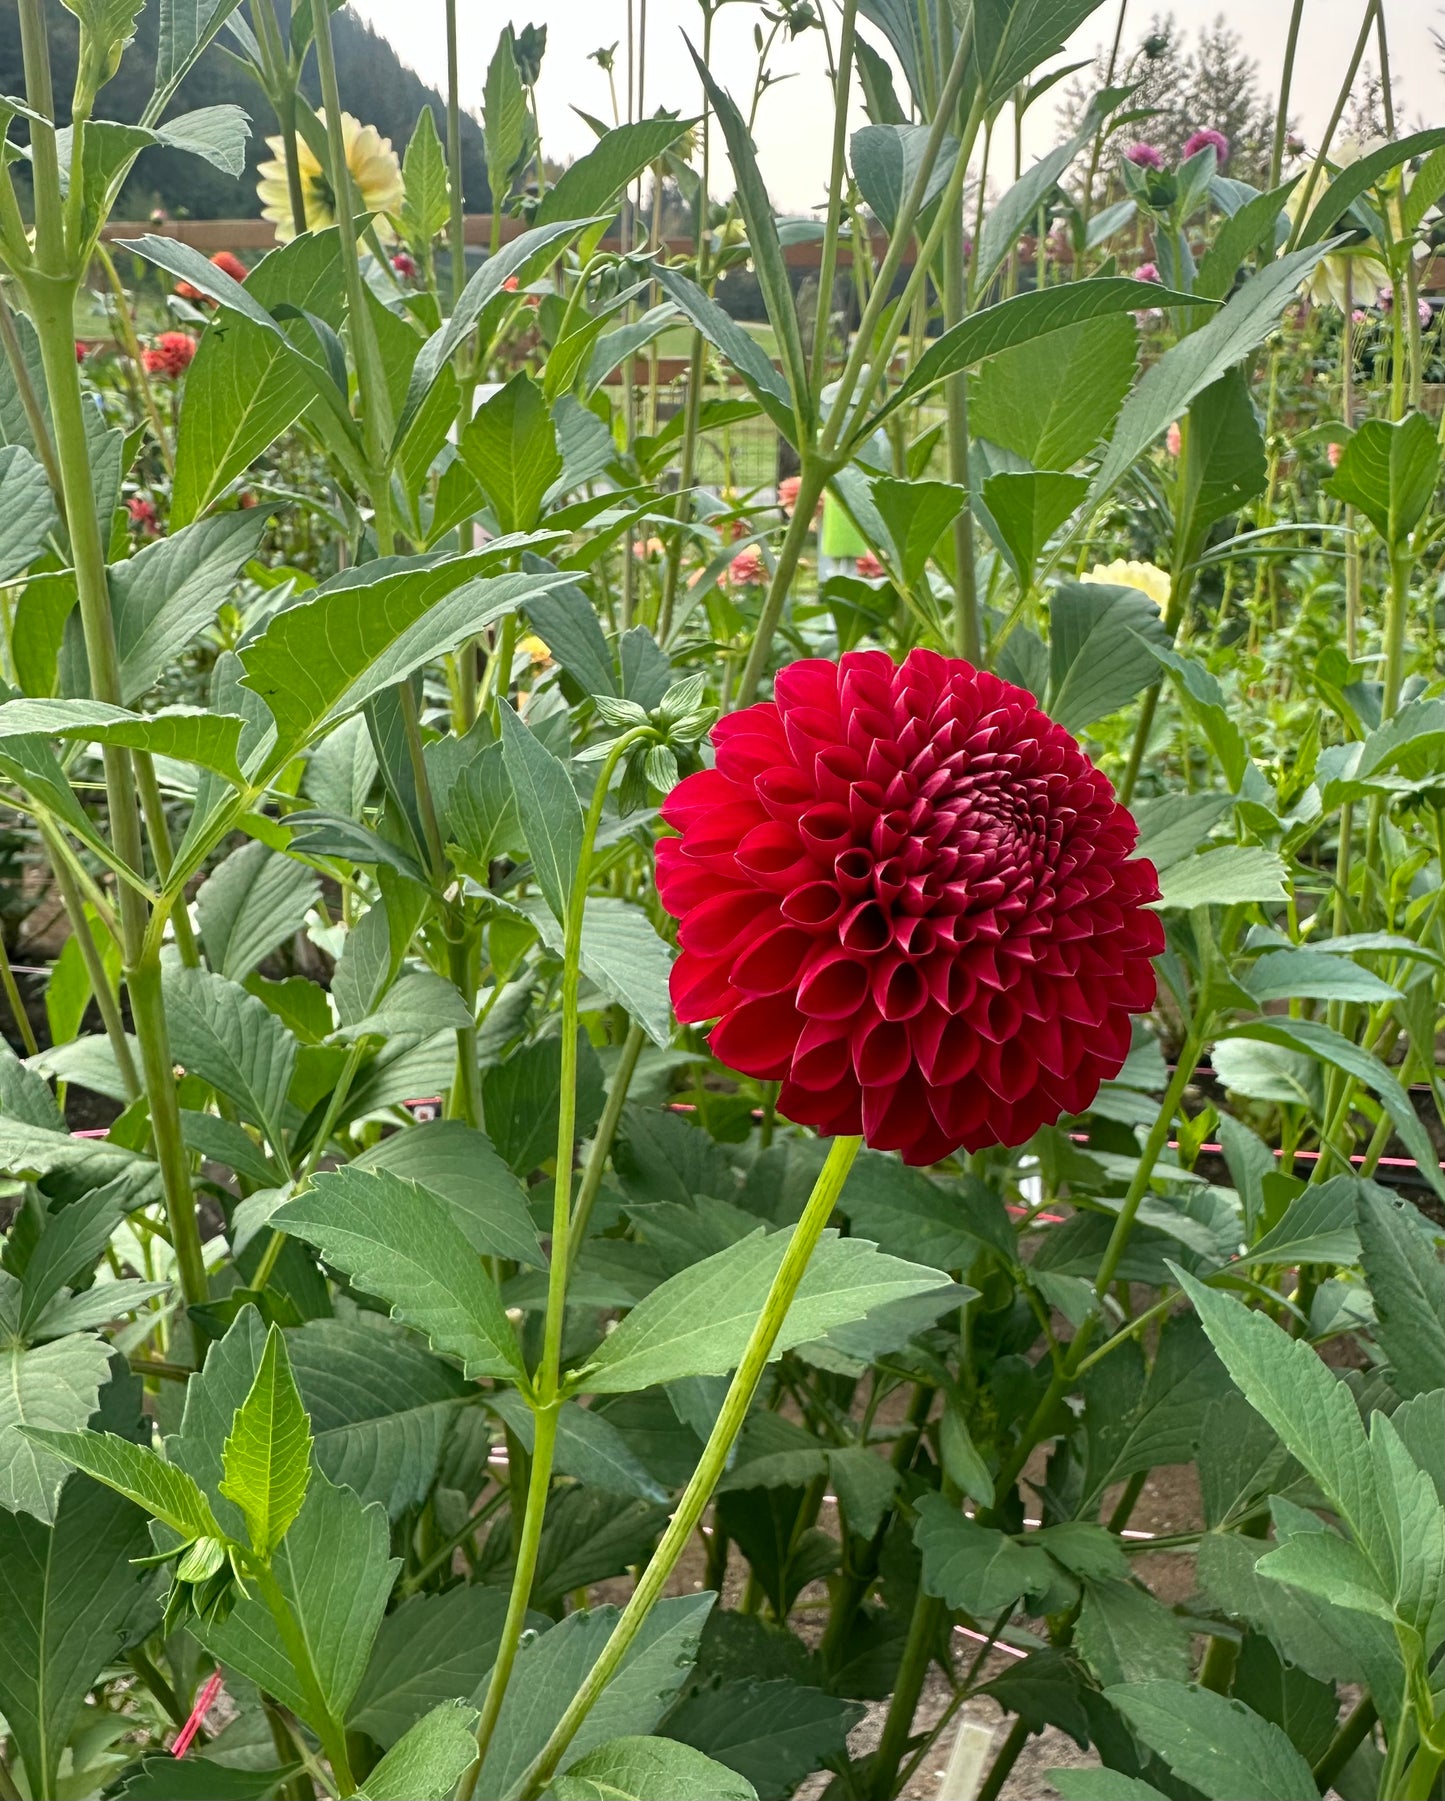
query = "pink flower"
xmin=1134 ymin=262 xmax=1161 ymax=285
xmin=391 ymin=250 xmax=418 ymax=279
xmin=1182 ymin=128 xmax=1229 ymax=166
xmin=127 ymin=495 xmax=159 ymax=535
xmin=1326 ymin=442 xmax=1344 ymax=468
xmin=1125 ymin=143 xmax=1164 ymax=170
xmin=1420 ymin=298 xmax=1434 ymax=328
xmin=729 ymin=546 xmax=766 ymax=587
xmin=503 ymin=274 xmax=520 ymax=292
xmin=1165 ymin=421 xmax=1182 ymax=457
xmin=141 ymin=332 xmax=197 ymax=378
xmin=1351 ymin=308 xmax=1369 ymax=324
xmin=778 ymin=475 xmax=802 ymax=515
xmin=856 ymin=550 xmax=885 ymax=580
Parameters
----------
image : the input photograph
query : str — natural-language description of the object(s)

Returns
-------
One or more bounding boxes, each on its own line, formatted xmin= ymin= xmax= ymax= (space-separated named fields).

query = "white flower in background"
xmin=257 ymin=111 xmax=404 ymax=243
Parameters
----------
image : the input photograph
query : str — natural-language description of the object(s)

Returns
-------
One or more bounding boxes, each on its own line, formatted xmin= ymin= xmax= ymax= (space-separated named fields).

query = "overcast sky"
xmin=349 ymin=0 xmax=1444 ymax=212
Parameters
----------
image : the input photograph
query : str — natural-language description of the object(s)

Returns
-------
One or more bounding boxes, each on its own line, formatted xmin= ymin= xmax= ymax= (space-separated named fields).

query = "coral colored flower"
xmin=239 ymin=489 xmax=259 ymax=508
xmin=1125 ymin=142 xmax=1164 ymax=169
xmin=503 ymin=274 xmax=520 ymax=292
xmin=176 ymin=250 xmax=249 ymax=300
xmin=256 ymin=111 xmax=403 ymax=242
xmin=127 ymin=495 xmax=159 ymax=535
xmin=1327 ymin=442 xmax=1344 ymax=468
xmin=1133 ymin=262 xmax=1161 ymax=284
xmin=778 ymin=475 xmax=802 ymax=515
xmin=141 ymin=332 xmax=196 ymax=378
xmin=729 ymin=546 xmax=767 ymax=586
xmin=1165 ymin=421 xmax=1182 ymax=456
xmin=391 ymin=250 xmax=418 ymax=279
xmin=74 ymin=340 xmax=90 ymax=362
xmin=1182 ymin=128 xmax=1229 ymax=165
xmin=1081 ymin=559 xmax=1171 ymax=612
xmin=632 ymin=536 xmax=666 ymax=559
xmin=856 ymin=550 xmax=886 ymax=579
xmin=657 ymin=650 xmax=1163 ymax=1164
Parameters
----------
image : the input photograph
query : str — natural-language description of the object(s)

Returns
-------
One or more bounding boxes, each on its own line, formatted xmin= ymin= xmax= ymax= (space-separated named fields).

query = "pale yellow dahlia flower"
xmin=1080 ymin=559 xmax=1171 ymax=612
xmin=257 ymin=112 xmax=404 ymax=243
xmin=1284 ymin=139 xmax=1392 ymax=313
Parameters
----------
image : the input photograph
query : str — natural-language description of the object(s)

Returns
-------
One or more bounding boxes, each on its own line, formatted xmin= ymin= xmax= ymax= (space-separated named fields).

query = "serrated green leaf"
xmin=579 ymin=1230 xmax=950 ymax=1394
xmin=273 ymin=1166 xmax=524 ymax=1379
xmin=498 ymin=699 xmax=583 ymax=926
xmin=219 ymin=1324 xmax=312 ymax=1556
xmin=0 ymin=445 xmax=57 ymax=582
xmin=1107 ymin=1680 xmax=1319 ymax=1801
xmin=0 ymin=1476 xmax=151 ymax=1798
xmin=164 ymin=965 xmax=297 ymax=1148
xmin=350 ymin=1585 xmax=513 ymax=1745
xmin=0 ymin=699 xmax=246 ymax=784
xmin=0 ymin=1339 xmax=116 ymax=1521
xmin=554 ymin=1736 xmax=758 ymax=1801
xmin=1047 ymin=580 xmax=1172 ymax=732
xmin=19 ymin=1424 xmax=221 ymax=1540
xmin=1327 ymin=411 xmax=1440 ymax=546
xmin=1357 ymin=1186 xmax=1445 ymax=1397
xmin=354 ymin=1701 xmax=480 ymax=1801
xmin=1156 ymin=846 xmax=1288 ymax=909
xmin=516 ymin=894 xmax=672 ymax=1046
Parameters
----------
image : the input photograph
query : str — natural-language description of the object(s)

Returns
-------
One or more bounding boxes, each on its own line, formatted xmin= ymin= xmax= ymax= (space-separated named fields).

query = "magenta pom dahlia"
xmin=657 ymin=650 xmax=1164 ymax=1166
xmin=1182 ymin=128 xmax=1229 ymax=165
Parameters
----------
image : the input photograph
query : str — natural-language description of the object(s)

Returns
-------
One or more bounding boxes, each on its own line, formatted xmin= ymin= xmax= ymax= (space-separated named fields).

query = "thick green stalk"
xmin=1382 ymin=551 xmax=1412 ymax=719
xmin=515 ymin=1134 xmax=864 ymax=1799
xmin=20 ymin=0 xmax=206 ymax=1318
xmin=867 ymin=1589 xmax=943 ymax=1798
xmin=447 ymin=928 xmax=484 ymax=1128
xmin=250 ymin=1562 xmax=354 ymax=1795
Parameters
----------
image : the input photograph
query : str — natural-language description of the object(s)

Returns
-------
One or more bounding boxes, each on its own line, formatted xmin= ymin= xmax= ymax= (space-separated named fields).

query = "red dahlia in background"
xmin=142 ymin=332 xmax=197 ymax=378
xmin=657 ymin=649 xmax=1164 ymax=1165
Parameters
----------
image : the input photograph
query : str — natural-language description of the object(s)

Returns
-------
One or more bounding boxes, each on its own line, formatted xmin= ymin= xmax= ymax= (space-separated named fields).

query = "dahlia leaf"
xmin=1104 ymin=1680 xmax=1327 ymax=1801
xmin=1048 ymin=580 xmax=1171 ymax=732
xmin=219 ymin=1324 xmax=312 ymax=1558
xmin=0 ymin=445 xmax=58 ymax=585
xmin=353 ymin=1701 xmax=480 ymax=1801
xmin=577 ymin=1231 xmax=954 ymax=1394
xmin=971 ymin=311 xmax=1138 ymax=471
xmin=272 ymin=1166 xmax=525 ymax=1380
xmin=1356 ymin=1185 xmax=1445 ymax=1400
xmin=980 ymin=470 xmax=1087 ymax=585
xmin=1326 ymin=413 xmax=1440 ymax=546
xmin=498 ymin=701 xmax=584 ymax=927
xmin=1154 ymin=845 xmax=1288 ymax=909
xmin=456 ymin=374 xmax=562 ymax=535
xmin=552 ymin=1736 xmax=758 ymax=1801
xmin=0 ymin=699 xmax=246 ymax=786
xmin=1222 ymin=1018 xmax=1445 ymax=1199
xmin=1295 ymin=127 xmax=1445 ymax=249
xmin=851 ymin=123 xmax=958 ymax=239
xmin=512 ymin=894 xmax=674 ymax=1047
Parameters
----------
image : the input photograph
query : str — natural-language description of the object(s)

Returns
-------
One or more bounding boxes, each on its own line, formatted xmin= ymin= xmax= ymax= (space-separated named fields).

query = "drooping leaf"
xmin=18 ymin=1424 xmax=221 ymax=1540
xmin=660 ymin=1676 xmax=860 ymax=1801
xmin=0 ymin=1475 xmax=150 ymax=1797
xmin=0 ymin=1338 xmax=116 ymax=1521
xmin=350 ymin=1586 xmax=513 ymax=1746
xmin=913 ymin=1494 xmax=1054 ymax=1614
xmin=980 ymin=471 xmax=1088 ymax=584
xmin=515 ymin=894 xmax=673 ymax=1046
xmin=0 ymin=699 xmax=246 ymax=784
xmin=1046 ymin=579 xmax=1172 ymax=732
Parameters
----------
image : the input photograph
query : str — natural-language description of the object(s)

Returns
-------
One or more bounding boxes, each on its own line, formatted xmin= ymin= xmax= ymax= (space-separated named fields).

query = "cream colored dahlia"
xmin=1284 ymin=141 xmax=1390 ymax=313
xmin=257 ymin=112 xmax=404 ymax=243
xmin=1080 ymin=559 xmax=1171 ymax=612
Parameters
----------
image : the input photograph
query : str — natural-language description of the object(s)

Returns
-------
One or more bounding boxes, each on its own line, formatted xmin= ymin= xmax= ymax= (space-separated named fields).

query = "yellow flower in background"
xmin=519 ymin=634 xmax=552 ymax=666
xmin=1081 ymin=559 xmax=1171 ymax=612
xmin=1283 ymin=140 xmax=1390 ymax=312
xmin=257 ymin=112 xmax=404 ymax=243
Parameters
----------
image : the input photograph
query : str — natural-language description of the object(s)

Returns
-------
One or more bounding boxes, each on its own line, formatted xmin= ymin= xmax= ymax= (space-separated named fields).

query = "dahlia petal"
xmin=796 ymin=951 xmax=870 ymax=1020
xmin=670 ymin=953 xmax=739 ymax=1024
xmin=731 ymin=925 xmax=817 ymax=997
xmin=710 ymin=995 xmax=804 ymax=1079
xmin=678 ymin=889 xmax=779 ymax=959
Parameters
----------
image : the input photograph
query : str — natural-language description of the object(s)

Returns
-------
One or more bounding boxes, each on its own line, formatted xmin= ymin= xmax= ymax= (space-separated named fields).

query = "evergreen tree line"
xmin=0 ymin=0 xmax=490 ymax=221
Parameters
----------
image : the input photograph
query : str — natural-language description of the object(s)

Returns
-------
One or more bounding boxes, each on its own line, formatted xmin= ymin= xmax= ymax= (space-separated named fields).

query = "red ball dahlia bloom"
xmin=142 ymin=332 xmax=197 ymax=378
xmin=657 ymin=649 xmax=1164 ymax=1165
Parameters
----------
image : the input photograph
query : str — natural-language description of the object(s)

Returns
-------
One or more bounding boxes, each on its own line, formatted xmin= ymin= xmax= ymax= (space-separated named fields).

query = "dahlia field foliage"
xmin=3 ymin=1 xmax=1445 ymax=1797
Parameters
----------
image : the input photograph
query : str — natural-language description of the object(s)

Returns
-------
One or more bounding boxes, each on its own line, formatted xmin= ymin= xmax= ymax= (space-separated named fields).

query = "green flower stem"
xmin=567 ymin=1018 xmax=645 ymax=1275
xmin=0 ymin=928 xmax=35 ymax=1057
xmin=132 ymin=750 xmax=200 ymax=968
xmin=987 ymin=1024 xmax=1208 ymax=1516
xmin=250 ymin=1561 xmax=354 ymax=1796
xmin=460 ymin=1397 xmax=561 ymax=1797
xmin=39 ymin=821 xmax=139 ymax=1099
xmin=735 ymin=454 xmax=832 ymax=708
xmin=1382 ymin=550 xmax=1412 ymax=720
xmin=515 ymin=1132 xmax=863 ymax=1800
xmin=445 ymin=0 xmax=468 ymax=309
xmin=0 ymin=285 xmax=61 ymax=496
xmin=809 ymin=0 xmax=858 ymax=408
xmin=463 ymin=728 xmax=653 ymax=1786
xmin=447 ymin=927 xmax=485 ymax=1128
xmin=867 ymin=1587 xmax=944 ymax=1799
xmin=95 ymin=245 xmax=173 ymax=475
xmin=943 ymin=186 xmax=980 ymax=664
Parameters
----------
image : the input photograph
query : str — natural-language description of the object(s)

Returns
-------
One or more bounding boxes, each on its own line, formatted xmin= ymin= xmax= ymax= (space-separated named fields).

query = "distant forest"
xmin=0 ymin=1 xmax=491 ymax=220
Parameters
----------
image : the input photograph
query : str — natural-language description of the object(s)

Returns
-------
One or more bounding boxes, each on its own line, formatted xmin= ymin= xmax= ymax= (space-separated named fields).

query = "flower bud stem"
xmin=514 ymin=1132 xmax=863 ymax=1799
